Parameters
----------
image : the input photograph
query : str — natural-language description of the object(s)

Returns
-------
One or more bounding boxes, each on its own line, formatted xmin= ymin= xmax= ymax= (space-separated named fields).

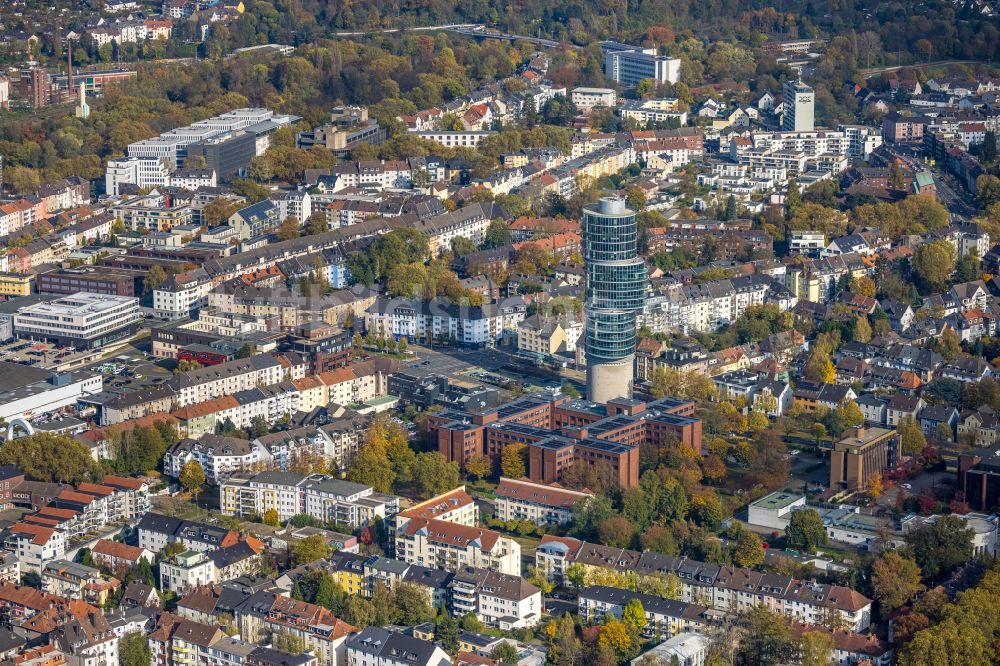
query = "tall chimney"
xmin=66 ymin=42 xmax=73 ymax=103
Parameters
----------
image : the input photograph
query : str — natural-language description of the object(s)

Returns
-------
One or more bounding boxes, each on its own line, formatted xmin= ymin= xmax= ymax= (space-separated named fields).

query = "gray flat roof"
xmin=751 ymin=492 xmax=804 ymax=511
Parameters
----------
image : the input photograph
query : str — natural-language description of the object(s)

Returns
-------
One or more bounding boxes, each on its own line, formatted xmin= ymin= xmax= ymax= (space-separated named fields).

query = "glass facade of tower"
xmin=583 ymin=198 xmax=645 ymax=364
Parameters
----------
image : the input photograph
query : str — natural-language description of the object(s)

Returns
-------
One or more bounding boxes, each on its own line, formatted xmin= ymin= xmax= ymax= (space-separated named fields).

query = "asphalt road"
xmin=933 ymin=174 xmax=975 ymax=218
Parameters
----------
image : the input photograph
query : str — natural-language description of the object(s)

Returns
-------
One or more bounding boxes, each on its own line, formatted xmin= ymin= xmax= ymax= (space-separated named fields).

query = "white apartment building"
xmin=789 ymin=230 xmax=827 ymax=257
xmin=571 ymin=87 xmax=617 ymax=112
xmin=642 ymin=275 xmax=791 ymax=335
xmin=579 ymin=587 xmax=709 ymax=640
xmin=539 ymin=537 xmax=872 ymax=632
xmin=171 ymin=354 xmax=285 ymax=408
xmin=9 ymin=523 xmax=67 ymax=573
xmin=169 ymin=169 xmax=217 ymax=190
xmin=365 ymin=298 xmax=526 ymax=347
xmin=105 ymin=156 xmax=171 ymax=196
xmin=152 ymin=273 xmax=213 ymax=320
xmin=412 ymin=203 xmax=498 ymax=255
xmin=396 ymin=517 xmax=521 ymax=575
xmin=619 ymin=98 xmax=687 ymax=125
xmin=495 ymin=477 xmax=593 ymax=526
xmin=13 ymin=292 xmax=140 ymax=350
xmin=159 ymin=550 xmax=216 ymax=594
xmin=220 ymin=472 xmax=399 ymax=528
xmin=413 ymin=131 xmax=494 ymax=148
xmin=137 ymin=513 xmax=237 ymax=554
xmin=450 ymin=566 xmax=543 ymax=629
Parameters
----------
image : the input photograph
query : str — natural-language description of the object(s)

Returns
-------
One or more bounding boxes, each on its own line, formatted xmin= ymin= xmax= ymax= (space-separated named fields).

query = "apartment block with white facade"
xmin=495 ymin=478 xmax=593 ymax=526
xmin=396 ymin=517 xmax=521 ymax=575
xmin=571 ymin=87 xmax=617 ymax=112
xmin=450 ymin=566 xmax=542 ymax=630
xmin=220 ymin=472 xmax=399 ymax=528
xmin=366 ymin=297 xmax=526 ymax=347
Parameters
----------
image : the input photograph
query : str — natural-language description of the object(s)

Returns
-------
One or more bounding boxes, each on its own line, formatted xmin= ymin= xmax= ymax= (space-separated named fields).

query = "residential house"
xmin=919 ymin=404 xmax=959 ymax=440
xmin=886 ymin=395 xmax=925 ymax=427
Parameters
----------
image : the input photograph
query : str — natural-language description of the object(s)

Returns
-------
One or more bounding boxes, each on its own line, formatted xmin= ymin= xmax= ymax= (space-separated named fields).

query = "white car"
xmin=901 ymin=483 xmax=912 ymax=490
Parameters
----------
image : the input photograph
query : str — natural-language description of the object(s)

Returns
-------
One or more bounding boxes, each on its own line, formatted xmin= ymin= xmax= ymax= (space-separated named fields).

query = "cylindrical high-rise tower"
xmin=583 ymin=197 xmax=645 ymax=404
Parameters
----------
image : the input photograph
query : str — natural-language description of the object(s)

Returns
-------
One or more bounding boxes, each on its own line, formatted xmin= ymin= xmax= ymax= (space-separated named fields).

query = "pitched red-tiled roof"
xmin=10 ymin=522 xmax=57 ymax=545
xmin=399 ymin=487 xmax=475 ymax=520
xmin=92 ymin=539 xmax=149 ymax=563
xmin=102 ymin=475 xmax=145 ymax=491
xmin=0 ymin=582 xmax=62 ymax=611
xmin=76 ymin=483 xmax=114 ymax=497
xmin=402 ymin=517 xmax=501 ymax=551
xmin=56 ymin=490 xmax=98 ymax=505
xmin=495 ymin=477 xmax=593 ymax=509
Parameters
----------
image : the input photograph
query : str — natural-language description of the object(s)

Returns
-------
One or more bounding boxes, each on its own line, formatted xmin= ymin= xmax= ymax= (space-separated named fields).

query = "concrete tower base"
xmin=587 ymin=356 xmax=635 ymax=404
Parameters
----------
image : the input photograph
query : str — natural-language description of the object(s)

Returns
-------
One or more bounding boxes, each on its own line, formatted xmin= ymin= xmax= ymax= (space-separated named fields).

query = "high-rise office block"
xmin=782 ymin=79 xmax=815 ymax=132
xmin=601 ymin=42 xmax=681 ymax=87
xmin=583 ymin=197 xmax=645 ymax=403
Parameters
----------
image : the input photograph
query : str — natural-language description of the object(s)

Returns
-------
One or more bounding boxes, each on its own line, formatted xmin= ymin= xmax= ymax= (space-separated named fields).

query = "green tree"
xmin=625 ymin=187 xmax=646 ymax=211
xmin=273 ymin=632 xmax=306 ymax=655
xmin=315 ymin=573 xmax=342 ymax=610
xmin=461 ymin=612 xmax=486 ymax=633
xmin=451 ymin=236 xmax=478 ymax=256
xmin=290 ymin=534 xmax=333 ymax=566
xmin=837 ymin=399 xmax=865 ymax=428
xmin=436 ymin=609 xmax=460 ymax=655
xmin=305 ymin=211 xmax=328 ymax=236
xmin=491 ymin=642 xmax=519 ymax=664
xmin=799 ymin=630 xmax=835 ymax=666
xmin=203 ymin=198 xmax=237 ymax=226
xmin=262 ymin=508 xmax=281 ymax=527
xmin=905 ymin=515 xmax=974 ymax=582
xmin=898 ymin=416 xmax=928 ymax=456
xmin=347 ymin=439 xmax=395 ymax=493
xmin=598 ymin=516 xmax=636 ymax=548
xmin=0 ymin=433 xmax=103 ymax=484
xmin=482 ymin=220 xmax=512 ymax=248
xmin=977 ymin=174 xmax=1000 ymax=209
xmin=913 ymin=240 xmax=957 ymax=290
xmin=410 ymin=452 xmax=461 ymax=499
xmin=560 ymin=383 xmax=581 ymax=398
xmin=235 ymin=343 xmax=257 ymax=359
xmin=120 ymin=632 xmax=151 ymax=666
xmin=785 ymin=509 xmax=827 ymax=552
xmin=889 ymin=161 xmax=906 ymax=190
xmin=500 ymin=443 xmax=527 ymax=478
xmin=276 ymin=216 xmax=301 ymax=241
xmin=871 ymin=552 xmax=922 ymax=617
xmin=900 ymin=620 xmax=991 ymax=666
xmin=465 ymin=455 xmax=493 ymax=480
xmin=621 ymin=598 xmax=647 ymax=634
xmin=566 ymin=562 xmax=586 ymax=589
xmin=393 ymin=583 xmax=435 ymax=625
xmin=385 ymin=430 xmax=416 ymax=481
xmin=731 ymin=530 xmax=765 ymax=568
xmin=736 ymin=606 xmax=797 ymax=666
xmin=786 ymin=178 xmax=801 ymax=211
xmin=178 ymin=460 xmax=206 ymax=501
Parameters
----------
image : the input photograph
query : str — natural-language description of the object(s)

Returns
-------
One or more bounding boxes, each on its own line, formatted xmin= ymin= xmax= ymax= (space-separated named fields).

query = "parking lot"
xmin=0 ymin=338 xmax=94 ymax=370
xmin=406 ymin=344 xmax=566 ymax=393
